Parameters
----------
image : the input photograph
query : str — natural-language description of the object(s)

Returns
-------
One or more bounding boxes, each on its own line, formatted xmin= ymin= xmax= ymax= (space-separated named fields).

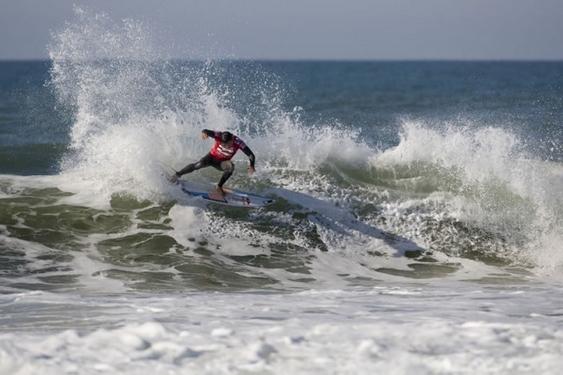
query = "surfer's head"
xmin=220 ymin=131 xmax=233 ymax=144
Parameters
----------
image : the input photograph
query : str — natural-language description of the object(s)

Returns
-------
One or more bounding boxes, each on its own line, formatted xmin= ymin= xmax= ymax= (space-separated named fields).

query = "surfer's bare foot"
xmin=215 ymin=186 xmax=226 ymax=197
xmin=209 ymin=185 xmax=226 ymax=200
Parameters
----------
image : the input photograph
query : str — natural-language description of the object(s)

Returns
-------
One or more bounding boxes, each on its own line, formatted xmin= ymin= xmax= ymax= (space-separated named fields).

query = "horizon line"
xmin=1 ymin=57 xmax=562 ymax=63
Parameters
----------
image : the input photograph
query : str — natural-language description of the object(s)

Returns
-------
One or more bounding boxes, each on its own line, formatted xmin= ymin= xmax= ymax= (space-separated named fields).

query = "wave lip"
xmin=368 ymin=121 xmax=563 ymax=276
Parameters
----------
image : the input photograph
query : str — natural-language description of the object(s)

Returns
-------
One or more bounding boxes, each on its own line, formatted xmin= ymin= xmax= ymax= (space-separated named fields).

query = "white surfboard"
xmin=174 ymin=179 xmax=273 ymax=208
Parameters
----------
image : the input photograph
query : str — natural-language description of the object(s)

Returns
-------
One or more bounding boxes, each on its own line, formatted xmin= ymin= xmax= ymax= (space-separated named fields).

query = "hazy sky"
xmin=1 ymin=0 xmax=562 ymax=60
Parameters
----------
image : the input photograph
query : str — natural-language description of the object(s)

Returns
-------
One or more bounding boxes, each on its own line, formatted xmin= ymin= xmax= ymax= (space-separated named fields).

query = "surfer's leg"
xmin=176 ymin=154 xmax=213 ymax=176
xmin=217 ymin=161 xmax=234 ymax=188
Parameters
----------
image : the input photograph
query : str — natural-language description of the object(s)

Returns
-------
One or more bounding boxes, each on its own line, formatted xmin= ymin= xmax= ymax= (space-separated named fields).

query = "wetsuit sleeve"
xmin=202 ymin=129 xmax=218 ymax=138
xmin=241 ymin=146 xmax=256 ymax=168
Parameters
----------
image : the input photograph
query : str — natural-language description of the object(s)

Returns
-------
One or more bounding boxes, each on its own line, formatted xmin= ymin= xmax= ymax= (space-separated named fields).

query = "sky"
xmin=1 ymin=0 xmax=562 ymax=60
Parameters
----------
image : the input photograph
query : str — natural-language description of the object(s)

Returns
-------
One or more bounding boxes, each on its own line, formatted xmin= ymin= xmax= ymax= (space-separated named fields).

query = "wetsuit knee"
xmin=177 ymin=154 xmax=214 ymax=176
xmin=217 ymin=161 xmax=234 ymax=187
xmin=220 ymin=160 xmax=234 ymax=172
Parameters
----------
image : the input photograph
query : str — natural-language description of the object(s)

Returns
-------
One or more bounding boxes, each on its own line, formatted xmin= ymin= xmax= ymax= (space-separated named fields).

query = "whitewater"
xmin=1 ymin=9 xmax=562 ymax=374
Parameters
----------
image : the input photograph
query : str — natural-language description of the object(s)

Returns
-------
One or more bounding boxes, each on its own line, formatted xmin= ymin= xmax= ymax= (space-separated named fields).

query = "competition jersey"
xmin=209 ymin=132 xmax=247 ymax=161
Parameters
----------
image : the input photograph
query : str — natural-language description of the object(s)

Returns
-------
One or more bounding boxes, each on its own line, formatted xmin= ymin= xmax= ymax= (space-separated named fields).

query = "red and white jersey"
xmin=209 ymin=132 xmax=247 ymax=161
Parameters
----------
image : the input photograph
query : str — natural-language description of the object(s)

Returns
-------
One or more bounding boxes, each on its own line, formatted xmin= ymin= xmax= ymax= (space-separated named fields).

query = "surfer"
xmin=171 ymin=129 xmax=256 ymax=198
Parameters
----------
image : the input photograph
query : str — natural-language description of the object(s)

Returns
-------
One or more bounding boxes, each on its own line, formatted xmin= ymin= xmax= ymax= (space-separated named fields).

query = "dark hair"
xmin=221 ymin=131 xmax=233 ymax=143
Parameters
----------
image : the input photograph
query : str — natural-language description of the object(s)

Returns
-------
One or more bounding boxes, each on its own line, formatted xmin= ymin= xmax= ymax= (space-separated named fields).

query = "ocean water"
xmin=1 ymin=10 xmax=563 ymax=375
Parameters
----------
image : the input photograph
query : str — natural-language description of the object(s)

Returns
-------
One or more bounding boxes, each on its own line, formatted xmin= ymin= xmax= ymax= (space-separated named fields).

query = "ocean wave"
xmin=2 ymin=8 xmax=559 ymax=292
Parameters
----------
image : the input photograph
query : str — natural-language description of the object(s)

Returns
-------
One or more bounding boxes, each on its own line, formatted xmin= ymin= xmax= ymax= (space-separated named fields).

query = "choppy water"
xmin=1 ymin=9 xmax=562 ymax=374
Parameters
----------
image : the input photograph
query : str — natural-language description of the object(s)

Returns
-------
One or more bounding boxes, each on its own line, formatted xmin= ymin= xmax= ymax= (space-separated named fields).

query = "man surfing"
xmin=171 ymin=129 xmax=256 ymax=199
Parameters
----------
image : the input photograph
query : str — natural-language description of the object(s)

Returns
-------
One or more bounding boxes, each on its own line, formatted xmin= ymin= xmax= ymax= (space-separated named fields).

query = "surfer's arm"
xmin=242 ymin=146 xmax=256 ymax=169
xmin=201 ymin=129 xmax=217 ymax=139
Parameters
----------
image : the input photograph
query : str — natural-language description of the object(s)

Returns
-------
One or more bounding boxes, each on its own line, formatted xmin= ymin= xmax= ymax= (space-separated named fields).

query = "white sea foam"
xmin=1 ymin=285 xmax=563 ymax=375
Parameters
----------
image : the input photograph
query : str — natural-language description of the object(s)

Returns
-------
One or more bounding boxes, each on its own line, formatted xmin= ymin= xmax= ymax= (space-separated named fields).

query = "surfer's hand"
xmin=201 ymin=132 xmax=208 ymax=140
xmin=168 ymin=173 xmax=179 ymax=183
xmin=248 ymin=165 xmax=255 ymax=175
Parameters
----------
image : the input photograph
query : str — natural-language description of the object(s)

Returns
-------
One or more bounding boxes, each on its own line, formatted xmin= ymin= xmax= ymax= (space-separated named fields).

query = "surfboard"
xmin=162 ymin=166 xmax=273 ymax=208
xmin=180 ymin=182 xmax=273 ymax=208
xmin=173 ymin=178 xmax=273 ymax=208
